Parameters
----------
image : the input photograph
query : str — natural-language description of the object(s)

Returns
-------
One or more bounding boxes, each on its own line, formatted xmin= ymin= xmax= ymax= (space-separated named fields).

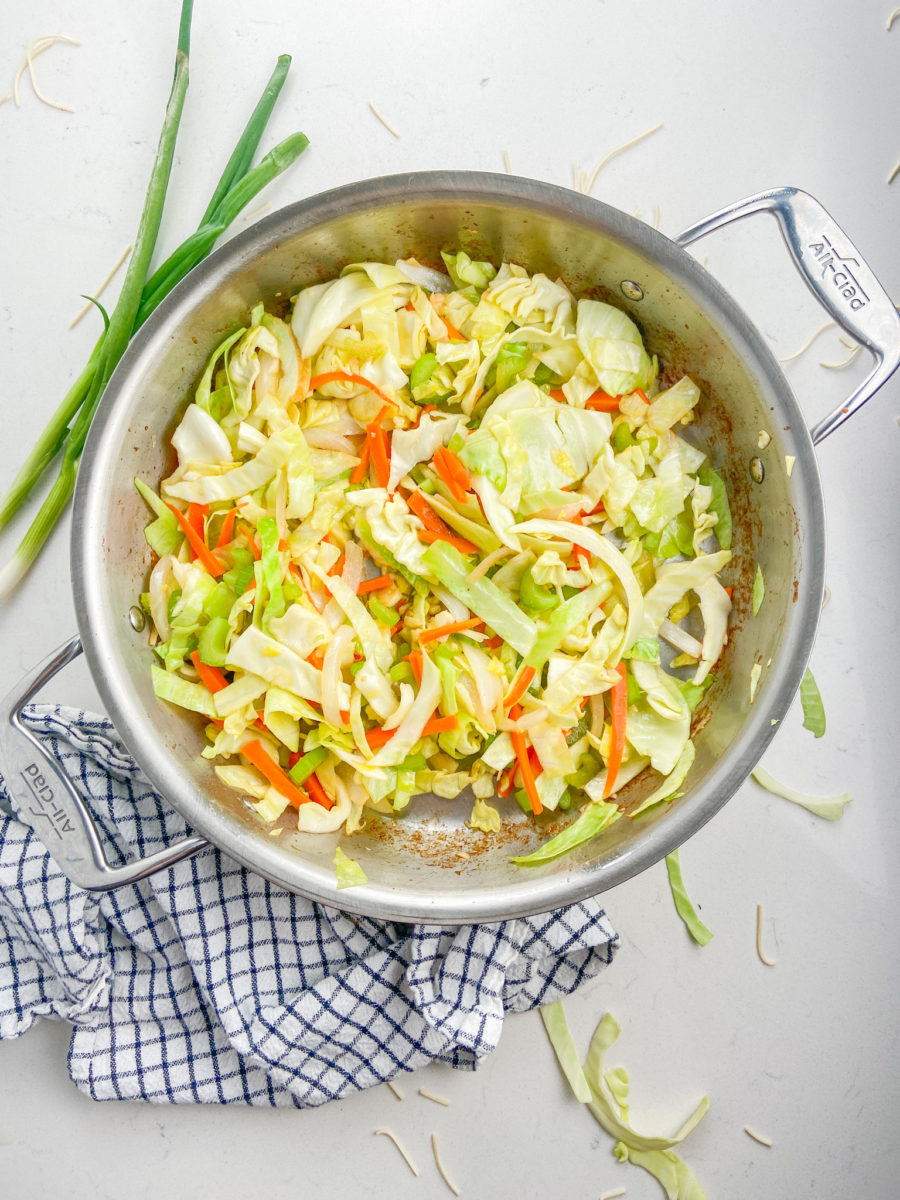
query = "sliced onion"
xmin=301 ymin=426 xmax=358 ymax=453
xmin=321 ymin=624 xmax=355 ymax=729
xmin=148 ymin=554 xmax=175 ymax=642
xmin=395 ymin=258 xmax=454 ymax=292
xmin=340 ymin=538 xmax=364 ymax=595
xmin=658 ymin=618 xmax=703 ymax=659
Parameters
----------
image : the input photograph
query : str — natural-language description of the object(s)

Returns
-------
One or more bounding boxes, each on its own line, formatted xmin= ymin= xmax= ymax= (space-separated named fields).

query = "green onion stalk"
xmin=0 ymin=1 xmax=309 ymax=600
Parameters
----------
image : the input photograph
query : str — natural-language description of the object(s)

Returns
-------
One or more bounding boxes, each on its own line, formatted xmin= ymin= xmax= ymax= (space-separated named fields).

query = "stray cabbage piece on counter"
xmin=136 ymin=251 xmax=734 ymax=862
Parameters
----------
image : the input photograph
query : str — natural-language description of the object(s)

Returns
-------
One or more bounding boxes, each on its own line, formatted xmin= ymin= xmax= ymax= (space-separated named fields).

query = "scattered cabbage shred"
xmin=137 ymin=253 xmax=735 ymax=864
xmin=542 ymin=1000 xmax=709 ymax=1197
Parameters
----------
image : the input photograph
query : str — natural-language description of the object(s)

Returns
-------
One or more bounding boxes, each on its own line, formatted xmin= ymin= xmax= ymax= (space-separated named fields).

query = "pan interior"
xmin=73 ymin=174 xmax=823 ymax=922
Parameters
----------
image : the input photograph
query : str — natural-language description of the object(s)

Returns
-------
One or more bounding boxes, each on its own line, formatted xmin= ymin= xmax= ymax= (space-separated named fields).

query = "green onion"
xmin=288 ymin=745 xmax=328 ymax=787
xmin=369 ymin=598 xmax=399 ymax=627
xmin=0 ymin=5 xmax=310 ymax=599
xmin=197 ymin=616 xmax=230 ymax=667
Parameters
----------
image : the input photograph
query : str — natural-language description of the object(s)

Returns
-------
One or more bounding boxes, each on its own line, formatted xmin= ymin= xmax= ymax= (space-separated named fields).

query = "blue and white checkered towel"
xmin=0 ymin=706 xmax=619 ymax=1106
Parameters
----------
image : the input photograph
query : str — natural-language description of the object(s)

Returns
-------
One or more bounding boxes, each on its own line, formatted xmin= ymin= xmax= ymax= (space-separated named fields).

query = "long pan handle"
xmin=0 ymin=636 xmax=207 ymax=891
xmin=676 ymin=186 xmax=900 ymax=444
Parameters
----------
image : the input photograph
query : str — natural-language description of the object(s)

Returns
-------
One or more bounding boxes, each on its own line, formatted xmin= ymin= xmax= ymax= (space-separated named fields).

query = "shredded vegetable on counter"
xmin=137 ymin=251 xmax=736 ymax=862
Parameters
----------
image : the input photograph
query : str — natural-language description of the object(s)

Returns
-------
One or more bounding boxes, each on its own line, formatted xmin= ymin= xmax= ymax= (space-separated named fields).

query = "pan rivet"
xmin=749 ymin=456 xmax=765 ymax=484
xmin=128 ymin=605 xmax=146 ymax=632
xmin=620 ymin=280 xmax=644 ymax=301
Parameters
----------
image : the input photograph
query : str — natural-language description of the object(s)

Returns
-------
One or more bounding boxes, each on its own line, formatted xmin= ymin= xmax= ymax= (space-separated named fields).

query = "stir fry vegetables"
xmin=137 ymin=252 xmax=733 ymax=852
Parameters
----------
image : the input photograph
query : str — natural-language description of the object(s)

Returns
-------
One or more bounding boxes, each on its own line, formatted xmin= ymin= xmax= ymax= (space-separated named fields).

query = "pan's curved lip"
xmin=72 ymin=171 xmax=825 ymax=924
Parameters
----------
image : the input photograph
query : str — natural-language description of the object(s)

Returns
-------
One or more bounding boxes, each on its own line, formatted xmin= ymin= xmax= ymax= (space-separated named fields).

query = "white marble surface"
xmin=1 ymin=1 xmax=898 ymax=1196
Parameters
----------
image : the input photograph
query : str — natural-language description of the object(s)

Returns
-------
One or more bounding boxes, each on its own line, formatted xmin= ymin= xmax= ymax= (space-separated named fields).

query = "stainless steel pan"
xmin=2 ymin=175 xmax=898 ymax=923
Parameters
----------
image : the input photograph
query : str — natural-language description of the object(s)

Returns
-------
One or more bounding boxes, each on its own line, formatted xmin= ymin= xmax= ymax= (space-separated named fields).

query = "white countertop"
xmin=1 ymin=1 xmax=898 ymax=1196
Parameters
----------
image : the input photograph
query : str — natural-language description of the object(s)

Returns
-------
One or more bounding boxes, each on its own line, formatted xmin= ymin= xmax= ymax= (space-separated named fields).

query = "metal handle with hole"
xmin=676 ymin=186 xmax=900 ymax=443
xmin=0 ymin=636 xmax=208 ymax=891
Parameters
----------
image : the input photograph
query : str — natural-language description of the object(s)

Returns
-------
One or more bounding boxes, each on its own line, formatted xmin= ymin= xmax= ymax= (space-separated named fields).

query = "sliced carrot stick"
xmin=504 ymin=663 xmax=536 ymax=708
xmin=510 ymin=720 xmax=542 ymax=815
xmin=367 ymin=419 xmax=391 ymax=489
xmin=602 ymin=663 xmax=628 ymax=799
xmin=433 ymin=446 xmax=468 ymax=502
xmin=418 ymin=617 xmax=484 ymax=645
xmin=442 ymin=317 xmax=466 ymax=342
xmin=189 ymin=651 xmax=228 ymax=694
xmin=328 ymin=553 xmax=345 ymax=577
xmin=304 ymin=772 xmax=335 ymax=811
xmin=214 ymin=507 xmax=239 ymax=549
xmin=406 ymin=649 xmax=423 ymax=684
xmin=306 ymin=647 xmax=325 ymax=669
xmin=356 ymin=574 xmax=394 ymax=595
xmin=497 ymin=761 xmax=517 ymax=798
xmin=585 ymin=389 xmax=621 ymax=412
xmin=241 ymin=739 xmax=312 ymax=808
xmin=165 ymin=503 xmax=226 ymax=577
xmin=419 ymin=530 xmax=479 ymax=555
xmin=308 ymin=370 xmax=396 ymax=409
xmin=549 ymin=388 xmax=567 ymax=402
xmin=407 ymin=490 xmax=451 ymax=534
xmin=365 ymin=714 xmax=459 ymax=747
xmin=350 ymin=438 xmax=370 ymax=484
xmin=187 ymin=502 xmax=207 ymax=541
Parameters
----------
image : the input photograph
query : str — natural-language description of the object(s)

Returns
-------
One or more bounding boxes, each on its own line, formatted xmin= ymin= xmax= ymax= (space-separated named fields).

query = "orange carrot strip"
xmin=407 ymin=490 xmax=451 ymax=535
xmin=214 ymin=507 xmax=239 ymax=549
xmin=306 ymin=648 xmax=325 ymax=669
xmin=497 ymin=762 xmax=517 ymax=798
xmin=442 ymin=317 xmax=466 ymax=342
xmin=304 ymin=772 xmax=335 ymax=811
xmin=241 ymin=739 xmax=312 ymax=808
xmin=165 ymin=503 xmax=226 ymax=577
xmin=483 ymin=635 xmax=504 ymax=650
xmin=367 ymin=420 xmax=391 ymax=489
xmin=187 ymin=502 xmax=207 ymax=541
xmin=585 ymin=389 xmax=621 ymax=412
xmin=350 ymin=438 xmax=370 ymax=484
xmin=504 ymin=663 xmax=536 ymax=708
xmin=603 ymin=663 xmax=628 ymax=799
xmin=189 ymin=651 xmax=228 ymax=694
xmin=549 ymin=388 xmax=567 ymax=402
xmin=433 ymin=446 xmax=468 ymax=502
xmin=356 ymin=574 xmax=394 ymax=595
xmin=418 ymin=618 xmax=484 ymax=644
xmin=419 ymin=530 xmax=479 ymax=555
xmin=328 ymin=553 xmax=345 ymax=577
xmin=308 ymin=370 xmax=395 ymax=409
xmin=406 ymin=649 xmax=423 ymax=685
xmin=365 ymin=714 xmax=458 ymax=748
xmin=510 ymin=725 xmax=542 ymax=815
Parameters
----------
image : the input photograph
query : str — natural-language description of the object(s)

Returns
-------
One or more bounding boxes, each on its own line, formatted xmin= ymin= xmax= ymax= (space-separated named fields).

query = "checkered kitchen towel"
xmin=0 ymin=705 xmax=618 ymax=1106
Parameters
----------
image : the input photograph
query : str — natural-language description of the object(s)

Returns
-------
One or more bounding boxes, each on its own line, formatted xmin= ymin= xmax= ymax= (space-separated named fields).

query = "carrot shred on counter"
xmin=418 ymin=618 xmax=483 ymax=644
xmin=166 ymin=503 xmax=226 ymax=577
xmin=241 ymin=739 xmax=313 ymax=808
xmin=189 ymin=651 xmax=228 ymax=694
xmin=603 ymin=663 xmax=628 ymax=799
xmin=365 ymin=714 xmax=458 ymax=748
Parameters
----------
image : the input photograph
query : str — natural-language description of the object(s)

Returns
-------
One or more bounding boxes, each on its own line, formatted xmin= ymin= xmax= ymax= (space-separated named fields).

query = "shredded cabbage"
xmin=137 ymin=251 xmax=735 ymax=864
